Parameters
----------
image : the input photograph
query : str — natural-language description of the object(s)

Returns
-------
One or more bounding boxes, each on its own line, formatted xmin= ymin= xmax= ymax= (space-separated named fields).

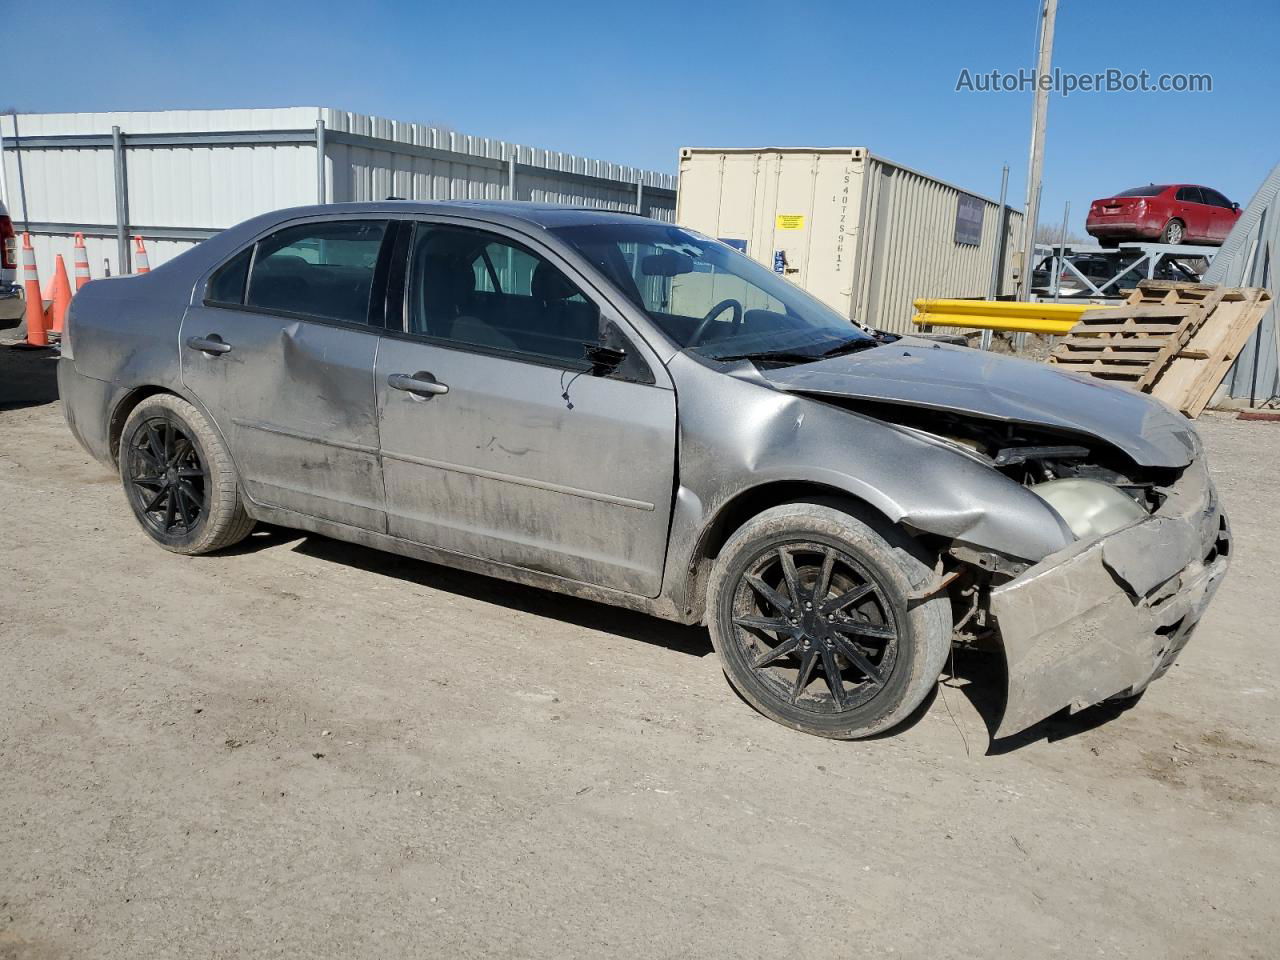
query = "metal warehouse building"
xmin=0 ymin=107 xmax=677 ymax=282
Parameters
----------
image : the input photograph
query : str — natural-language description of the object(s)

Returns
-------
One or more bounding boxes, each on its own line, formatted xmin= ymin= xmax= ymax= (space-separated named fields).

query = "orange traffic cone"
xmin=133 ymin=235 xmax=150 ymax=274
xmin=49 ymin=255 xmax=72 ymax=335
xmin=73 ymin=233 xmax=92 ymax=290
xmin=20 ymin=234 xmax=48 ymax=347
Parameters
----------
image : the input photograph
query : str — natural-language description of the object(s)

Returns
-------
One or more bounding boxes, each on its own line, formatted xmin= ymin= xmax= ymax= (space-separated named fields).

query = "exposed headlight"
xmin=1030 ymin=478 xmax=1147 ymax=540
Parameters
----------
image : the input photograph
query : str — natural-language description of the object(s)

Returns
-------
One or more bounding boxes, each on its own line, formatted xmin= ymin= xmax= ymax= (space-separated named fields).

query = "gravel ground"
xmin=1 ymin=348 xmax=1277 ymax=959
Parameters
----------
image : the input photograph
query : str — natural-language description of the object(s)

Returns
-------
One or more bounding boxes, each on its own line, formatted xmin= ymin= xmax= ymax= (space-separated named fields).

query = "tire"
xmin=1099 ymin=237 xmax=1120 ymax=249
xmin=706 ymin=502 xmax=952 ymax=739
xmin=118 ymin=393 xmax=254 ymax=555
xmin=1160 ymin=219 xmax=1185 ymax=245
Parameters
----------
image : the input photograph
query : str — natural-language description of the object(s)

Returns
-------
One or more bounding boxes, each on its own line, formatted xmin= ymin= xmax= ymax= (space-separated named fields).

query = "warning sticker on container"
xmin=775 ymin=214 xmax=805 ymax=230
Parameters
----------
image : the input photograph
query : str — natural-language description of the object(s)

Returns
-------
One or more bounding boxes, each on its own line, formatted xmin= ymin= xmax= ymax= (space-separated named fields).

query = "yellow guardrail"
xmin=912 ymin=298 xmax=1117 ymax=335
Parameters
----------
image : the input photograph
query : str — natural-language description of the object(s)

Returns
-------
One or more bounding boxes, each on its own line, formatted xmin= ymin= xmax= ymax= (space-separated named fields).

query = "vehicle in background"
xmin=1086 ymin=184 xmax=1241 ymax=247
xmin=0 ymin=199 xmax=22 ymax=324
xmin=57 ymin=202 xmax=1230 ymax=743
xmin=1031 ymin=252 xmax=1198 ymax=298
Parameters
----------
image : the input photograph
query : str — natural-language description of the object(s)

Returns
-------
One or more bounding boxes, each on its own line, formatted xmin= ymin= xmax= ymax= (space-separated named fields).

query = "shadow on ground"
xmin=218 ymin=527 xmax=1145 ymax=748
xmin=229 ymin=524 xmax=715 ymax=659
xmin=1 ymin=340 xmax=60 ymax=410
xmin=942 ymin=645 xmax=1142 ymax=755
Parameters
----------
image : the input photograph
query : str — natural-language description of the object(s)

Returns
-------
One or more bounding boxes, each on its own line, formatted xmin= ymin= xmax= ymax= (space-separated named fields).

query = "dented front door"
xmin=179 ymin=303 xmax=386 ymax=532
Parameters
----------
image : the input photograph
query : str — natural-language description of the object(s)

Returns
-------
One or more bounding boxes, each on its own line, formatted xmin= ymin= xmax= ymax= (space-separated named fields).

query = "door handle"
xmin=388 ymin=371 xmax=449 ymax=398
xmin=186 ymin=335 xmax=232 ymax=356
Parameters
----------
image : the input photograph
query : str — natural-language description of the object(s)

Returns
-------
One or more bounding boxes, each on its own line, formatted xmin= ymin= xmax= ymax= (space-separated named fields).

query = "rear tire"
xmin=119 ymin=394 xmax=254 ymax=555
xmin=1160 ymin=219 xmax=1185 ymax=245
xmin=706 ymin=502 xmax=952 ymax=739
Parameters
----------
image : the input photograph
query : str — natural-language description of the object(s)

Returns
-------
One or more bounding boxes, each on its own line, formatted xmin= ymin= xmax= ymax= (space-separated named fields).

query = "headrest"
xmin=531 ymin=260 xmax=578 ymax=303
xmin=420 ymin=256 xmax=476 ymax=311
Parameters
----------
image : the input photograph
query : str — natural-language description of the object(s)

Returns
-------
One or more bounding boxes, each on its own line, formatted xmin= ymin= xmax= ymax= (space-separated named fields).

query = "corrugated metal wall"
xmin=323 ymin=109 xmax=674 ymax=216
xmin=853 ymin=156 xmax=1023 ymax=334
xmin=1 ymin=107 xmax=676 ymax=285
xmin=1204 ymin=160 xmax=1280 ymax=406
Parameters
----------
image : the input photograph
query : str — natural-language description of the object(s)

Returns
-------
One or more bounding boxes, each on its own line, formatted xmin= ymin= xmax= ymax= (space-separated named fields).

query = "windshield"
xmin=550 ymin=222 xmax=875 ymax=361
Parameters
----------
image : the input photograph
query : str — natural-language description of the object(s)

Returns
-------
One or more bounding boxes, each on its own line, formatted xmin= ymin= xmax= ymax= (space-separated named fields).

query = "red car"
xmin=1086 ymin=184 xmax=1241 ymax=247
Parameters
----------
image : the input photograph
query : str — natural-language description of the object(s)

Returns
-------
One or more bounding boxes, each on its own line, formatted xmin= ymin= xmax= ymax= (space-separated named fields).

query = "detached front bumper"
xmin=990 ymin=458 xmax=1229 ymax=737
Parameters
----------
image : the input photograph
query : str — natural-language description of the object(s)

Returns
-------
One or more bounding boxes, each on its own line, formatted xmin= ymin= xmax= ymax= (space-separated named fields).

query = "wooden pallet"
xmin=1048 ymin=280 xmax=1271 ymax=417
xmin=1149 ymin=288 xmax=1272 ymax=416
xmin=1048 ymin=281 xmax=1232 ymax=387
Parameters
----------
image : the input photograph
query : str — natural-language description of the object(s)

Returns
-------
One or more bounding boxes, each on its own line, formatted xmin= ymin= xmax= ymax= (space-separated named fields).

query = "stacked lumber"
xmin=1048 ymin=280 xmax=1272 ymax=417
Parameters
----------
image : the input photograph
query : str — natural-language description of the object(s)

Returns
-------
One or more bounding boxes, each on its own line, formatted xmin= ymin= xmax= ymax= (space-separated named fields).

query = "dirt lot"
xmin=1 ymin=346 xmax=1277 ymax=959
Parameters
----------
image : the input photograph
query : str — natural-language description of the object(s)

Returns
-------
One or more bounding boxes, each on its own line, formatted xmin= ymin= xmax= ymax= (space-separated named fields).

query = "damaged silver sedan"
xmin=57 ymin=202 xmax=1230 ymax=740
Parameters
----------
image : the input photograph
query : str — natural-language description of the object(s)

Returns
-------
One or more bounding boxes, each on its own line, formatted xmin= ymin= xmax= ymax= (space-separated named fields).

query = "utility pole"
xmin=1018 ymin=0 xmax=1058 ymax=300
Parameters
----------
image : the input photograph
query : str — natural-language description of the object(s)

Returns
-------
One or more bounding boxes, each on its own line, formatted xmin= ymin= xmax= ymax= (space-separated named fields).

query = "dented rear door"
xmin=179 ymin=217 xmax=391 ymax=532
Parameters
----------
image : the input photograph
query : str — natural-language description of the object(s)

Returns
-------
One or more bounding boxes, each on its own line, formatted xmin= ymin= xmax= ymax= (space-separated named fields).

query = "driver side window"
xmin=406 ymin=224 xmax=598 ymax=366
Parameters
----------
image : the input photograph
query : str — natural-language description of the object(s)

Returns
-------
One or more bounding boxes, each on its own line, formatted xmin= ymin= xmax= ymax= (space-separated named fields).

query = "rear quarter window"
xmin=207 ymin=247 xmax=252 ymax=304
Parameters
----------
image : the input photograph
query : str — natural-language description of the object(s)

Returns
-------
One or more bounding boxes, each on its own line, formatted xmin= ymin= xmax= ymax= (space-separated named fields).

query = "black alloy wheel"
xmin=728 ymin=541 xmax=900 ymax=715
xmin=125 ymin=416 xmax=210 ymax=538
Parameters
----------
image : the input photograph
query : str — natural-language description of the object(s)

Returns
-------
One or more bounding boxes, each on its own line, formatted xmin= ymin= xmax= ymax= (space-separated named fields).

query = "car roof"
xmin=263 ymin=200 xmax=655 ymax=230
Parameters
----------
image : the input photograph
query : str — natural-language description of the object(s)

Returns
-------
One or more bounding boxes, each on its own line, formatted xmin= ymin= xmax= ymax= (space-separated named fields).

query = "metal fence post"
xmin=315 ymin=118 xmax=326 ymax=203
xmin=0 ymin=119 xmax=10 ymax=216
xmin=636 ymin=181 xmax=644 ymax=216
xmin=6 ymin=112 xmax=31 ymax=231
xmin=111 ymin=125 xmax=130 ymax=273
xmin=507 ymin=149 xmax=517 ymax=201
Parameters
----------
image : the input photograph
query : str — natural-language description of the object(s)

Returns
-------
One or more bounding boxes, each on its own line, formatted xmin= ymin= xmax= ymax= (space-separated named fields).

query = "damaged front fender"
xmin=666 ymin=352 xmax=1078 ymax=587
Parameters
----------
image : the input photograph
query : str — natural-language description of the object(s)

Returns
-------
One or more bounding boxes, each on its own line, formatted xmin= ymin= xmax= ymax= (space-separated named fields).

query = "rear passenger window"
xmin=246 ymin=220 xmax=387 ymax=325
xmin=207 ymin=247 xmax=252 ymax=304
xmin=406 ymin=225 xmax=597 ymax=365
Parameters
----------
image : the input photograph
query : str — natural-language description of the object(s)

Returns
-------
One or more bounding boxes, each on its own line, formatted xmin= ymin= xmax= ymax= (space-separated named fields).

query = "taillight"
xmin=0 ymin=216 xmax=15 ymax=270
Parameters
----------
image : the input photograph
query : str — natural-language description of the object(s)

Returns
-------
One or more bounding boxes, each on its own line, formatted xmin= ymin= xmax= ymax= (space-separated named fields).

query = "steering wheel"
xmin=687 ymin=298 xmax=744 ymax=346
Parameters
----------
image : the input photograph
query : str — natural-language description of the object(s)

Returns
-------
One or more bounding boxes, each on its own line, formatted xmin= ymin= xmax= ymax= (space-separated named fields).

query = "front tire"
xmin=706 ymin=503 xmax=952 ymax=739
xmin=119 ymin=394 xmax=254 ymax=554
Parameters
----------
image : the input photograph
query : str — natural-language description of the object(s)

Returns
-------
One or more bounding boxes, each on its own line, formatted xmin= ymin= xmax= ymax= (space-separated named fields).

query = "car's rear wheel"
xmin=119 ymin=394 xmax=254 ymax=554
xmin=706 ymin=502 xmax=952 ymax=739
xmin=1161 ymin=219 xmax=1185 ymax=244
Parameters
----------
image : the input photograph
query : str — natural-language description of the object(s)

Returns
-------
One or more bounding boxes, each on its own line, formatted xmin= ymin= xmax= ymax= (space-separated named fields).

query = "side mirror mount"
xmin=584 ymin=342 xmax=627 ymax=376
xmin=1232 ymin=202 xmax=1241 ymax=212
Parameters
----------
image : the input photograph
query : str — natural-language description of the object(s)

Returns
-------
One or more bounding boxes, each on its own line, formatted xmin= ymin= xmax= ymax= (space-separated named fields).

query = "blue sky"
xmin=11 ymin=0 xmax=1279 ymax=233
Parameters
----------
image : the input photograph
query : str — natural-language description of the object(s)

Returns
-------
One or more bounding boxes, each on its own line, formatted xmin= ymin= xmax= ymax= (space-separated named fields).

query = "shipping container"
xmin=0 ymin=108 xmax=676 ymax=285
xmin=676 ymin=147 xmax=1023 ymax=335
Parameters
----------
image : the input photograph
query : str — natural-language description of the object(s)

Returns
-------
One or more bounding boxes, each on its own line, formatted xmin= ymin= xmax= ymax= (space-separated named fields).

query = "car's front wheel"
xmin=706 ymin=502 xmax=953 ymax=739
xmin=119 ymin=394 xmax=254 ymax=554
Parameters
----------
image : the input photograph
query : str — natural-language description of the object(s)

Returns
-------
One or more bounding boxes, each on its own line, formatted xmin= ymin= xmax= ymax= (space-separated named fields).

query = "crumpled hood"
xmin=756 ymin=338 xmax=1197 ymax=468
